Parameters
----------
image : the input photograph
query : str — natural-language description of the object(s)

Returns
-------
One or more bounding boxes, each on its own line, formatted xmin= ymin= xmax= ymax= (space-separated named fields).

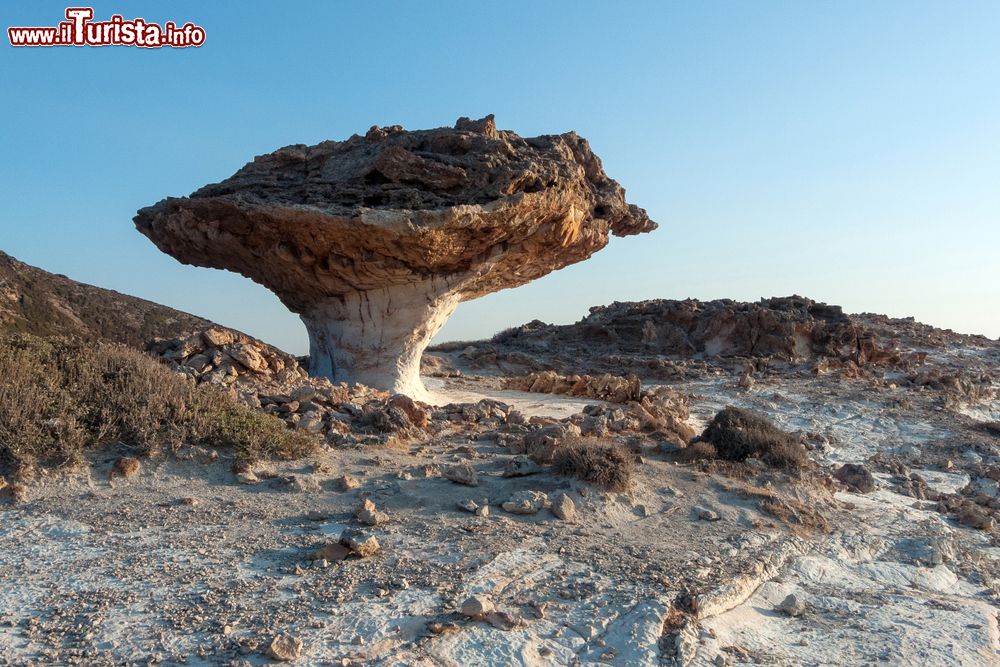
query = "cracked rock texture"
xmin=134 ymin=115 xmax=655 ymax=399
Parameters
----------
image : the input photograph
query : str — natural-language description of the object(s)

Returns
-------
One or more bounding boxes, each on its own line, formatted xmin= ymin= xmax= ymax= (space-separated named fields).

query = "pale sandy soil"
xmin=2 ymin=346 xmax=999 ymax=666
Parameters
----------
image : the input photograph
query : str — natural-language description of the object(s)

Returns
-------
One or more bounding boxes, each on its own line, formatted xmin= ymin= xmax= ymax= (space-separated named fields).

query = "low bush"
xmin=552 ymin=437 xmax=635 ymax=491
xmin=0 ymin=335 xmax=315 ymax=473
xmin=700 ymin=407 xmax=807 ymax=470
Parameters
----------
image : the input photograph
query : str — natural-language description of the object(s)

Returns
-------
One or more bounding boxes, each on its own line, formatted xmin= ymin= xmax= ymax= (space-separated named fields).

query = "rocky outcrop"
xmin=148 ymin=329 xmax=421 ymax=445
xmin=504 ymin=371 xmax=641 ymax=402
xmin=493 ymin=296 xmax=863 ymax=360
xmin=135 ymin=116 xmax=655 ymax=399
xmin=449 ymin=296 xmax=926 ymax=380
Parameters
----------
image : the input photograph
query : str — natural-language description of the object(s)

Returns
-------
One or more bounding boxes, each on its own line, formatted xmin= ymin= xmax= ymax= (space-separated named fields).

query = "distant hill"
xmin=431 ymin=295 xmax=999 ymax=379
xmin=0 ymin=250 xmax=214 ymax=347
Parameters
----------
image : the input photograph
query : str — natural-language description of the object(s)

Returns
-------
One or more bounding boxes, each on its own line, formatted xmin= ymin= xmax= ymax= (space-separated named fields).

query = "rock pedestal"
xmin=300 ymin=278 xmax=460 ymax=400
xmin=135 ymin=115 xmax=655 ymax=398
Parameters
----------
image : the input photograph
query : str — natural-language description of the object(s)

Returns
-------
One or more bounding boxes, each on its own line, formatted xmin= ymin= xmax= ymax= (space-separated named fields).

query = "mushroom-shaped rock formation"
xmin=134 ymin=116 xmax=656 ymax=401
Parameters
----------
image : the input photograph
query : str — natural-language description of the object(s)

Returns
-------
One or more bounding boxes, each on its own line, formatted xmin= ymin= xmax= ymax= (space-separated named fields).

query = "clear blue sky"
xmin=2 ymin=1 xmax=998 ymax=353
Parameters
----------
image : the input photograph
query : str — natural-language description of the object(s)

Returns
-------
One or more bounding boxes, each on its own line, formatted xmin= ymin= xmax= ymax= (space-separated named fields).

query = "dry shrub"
xmin=680 ymin=441 xmax=717 ymax=462
xmin=729 ymin=480 xmax=831 ymax=534
xmin=700 ymin=407 xmax=807 ymax=470
xmin=759 ymin=497 xmax=831 ymax=533
xmin=552 ymin=437 xmax=635 ymax=491
xmin=0 ymin=335 xmax=315 ymax=473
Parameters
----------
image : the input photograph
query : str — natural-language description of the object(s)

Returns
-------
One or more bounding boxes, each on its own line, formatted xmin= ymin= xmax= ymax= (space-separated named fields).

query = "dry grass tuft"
xmin=552 ymin=437 xmax=635 ymax=492
xmin=727 ymin=479 xmax=831 ymax=534
xmin=680 ymin=441 xmax=717 ymax=462
xmin=700 ymin=407 xmax=808 ymax=470
xmin=0 ymin=335 xmax=315 ymax=474
xmin=758 ymin=496 xmax=831 ymax=533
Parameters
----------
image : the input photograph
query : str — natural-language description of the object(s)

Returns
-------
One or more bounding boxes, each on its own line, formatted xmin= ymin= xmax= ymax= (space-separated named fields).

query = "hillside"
xmin=0 ymin=250 xmax=213 ymax=347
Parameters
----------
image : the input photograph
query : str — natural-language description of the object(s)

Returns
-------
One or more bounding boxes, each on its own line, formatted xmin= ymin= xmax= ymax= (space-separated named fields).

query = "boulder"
xmin=834 ymin=463 xmax=877 ymax=493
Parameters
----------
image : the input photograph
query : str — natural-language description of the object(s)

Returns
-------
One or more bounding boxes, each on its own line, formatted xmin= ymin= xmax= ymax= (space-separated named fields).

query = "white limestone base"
xmin=300 ymin=279 xmax=460 ymax=402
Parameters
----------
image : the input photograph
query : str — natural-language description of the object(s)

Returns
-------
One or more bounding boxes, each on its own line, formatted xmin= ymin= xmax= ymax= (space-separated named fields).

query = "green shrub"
xmin=0 ymin=335 xmax=316 ymax=473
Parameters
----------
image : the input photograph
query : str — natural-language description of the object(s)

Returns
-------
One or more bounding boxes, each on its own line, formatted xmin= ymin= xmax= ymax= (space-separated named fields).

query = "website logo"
xmin=8 ymin=7 xmax=206 ymax=48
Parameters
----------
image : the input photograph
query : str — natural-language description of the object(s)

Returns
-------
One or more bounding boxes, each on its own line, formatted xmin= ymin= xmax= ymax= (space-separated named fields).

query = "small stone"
xmin=958 ymin=505 xmax=995 ymax=531
xmin=335 ymin=474 xmax=360 ymax=491
xmin=355 ymin=498 xmax=389 ymax=526
xmin=339 ymin=529 xmax=381 ymax=558
xmin=288 ymin=475 xmax=320 ymax=493
xmin=485 ymin=611 xmax=523 ymax=631
xmin=551 ymin=493 xmax=576 ymax=521
xmin=201 ymin=327 xmax=235 ymax=348
xmin=834 ymin=463 xmax=876 ymax=493
xmin=696 ymin=507 xmax=720 ymax=521
xmin=427 ymin=621 xmax=460 ymax=635
xmin=236 ymin=471 xmax=260 ymax=485
xmin=461 ymin=595 xmax=495 ymax=618
xmin=502 ymin=456 xmax=543 ymax=478
xmin=779 ymin=593 xmax=806 ymax=617
xmin=109 ymin=456 xmax=141 ymax=480
xmin=476 ymin=504 xmax=490 ymax=517
xmin=502 ymin=490 xmax=551 ymax=515
xmin=388 ymin=394 xmax=430 ymax=428
xmin=309 ymin=542 xmax=350 ymax=562
xmin=444 ymin=463 xmax=479 ymax=487
xmin=265 ymin=633 xmax=303 ymax=661
xmin=457 ymin=499 xmax=479 ymax=513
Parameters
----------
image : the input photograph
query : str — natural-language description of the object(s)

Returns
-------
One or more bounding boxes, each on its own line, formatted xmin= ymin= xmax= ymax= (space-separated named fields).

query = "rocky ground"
xmin=2 ymin=298 xmax=999 ymax=666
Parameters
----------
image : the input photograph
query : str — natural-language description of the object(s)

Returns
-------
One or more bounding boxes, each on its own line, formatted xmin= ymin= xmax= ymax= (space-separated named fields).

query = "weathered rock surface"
xmin=445 ymin=296 xmax=941 ymax=384
xmin=504 ymin=370 xmax=641 ymax=402
xmin=135 ymin=116 xmax=655 ymax=399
